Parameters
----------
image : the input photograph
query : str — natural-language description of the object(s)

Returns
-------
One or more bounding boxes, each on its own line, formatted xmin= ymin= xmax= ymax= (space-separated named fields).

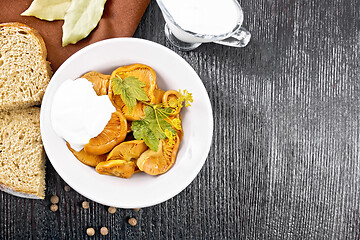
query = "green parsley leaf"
xmin=111 ymin=76 xmax=149 ymax=112
xmin=131 ymin=106 xmax=176 ymax=151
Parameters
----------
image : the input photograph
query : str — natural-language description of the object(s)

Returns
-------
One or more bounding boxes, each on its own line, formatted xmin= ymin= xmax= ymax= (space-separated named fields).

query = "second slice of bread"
xmin=0 ymin=22 xmax=52 ymax=111
xmin=0 ymin=107 xmax=45 ymax=199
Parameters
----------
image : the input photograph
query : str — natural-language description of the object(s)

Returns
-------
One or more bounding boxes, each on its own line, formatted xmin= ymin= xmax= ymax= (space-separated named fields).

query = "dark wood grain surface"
xmin=1 ymin=0 xmax=360 ymax=239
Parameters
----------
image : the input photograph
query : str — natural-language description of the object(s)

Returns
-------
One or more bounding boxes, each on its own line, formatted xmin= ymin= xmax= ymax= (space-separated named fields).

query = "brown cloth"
xmin=0 ymin=0 xmax=150 ymax=71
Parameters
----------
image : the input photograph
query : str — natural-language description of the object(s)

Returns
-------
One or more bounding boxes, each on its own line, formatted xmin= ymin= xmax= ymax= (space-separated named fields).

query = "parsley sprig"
xmin=131 ymin=90 xmax=193 ymax=151
xmin=111 ymin=75 xmax=149 ymax=112
xmin=110 ymin=74 xmax=193 ymax=151
xmin=131 ymin=106 xmax=176 ymax=151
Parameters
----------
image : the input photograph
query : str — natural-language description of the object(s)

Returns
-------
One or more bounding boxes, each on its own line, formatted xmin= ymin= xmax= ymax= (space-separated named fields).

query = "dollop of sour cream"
xmin=51 ymin=78 xmax=116 ymax=151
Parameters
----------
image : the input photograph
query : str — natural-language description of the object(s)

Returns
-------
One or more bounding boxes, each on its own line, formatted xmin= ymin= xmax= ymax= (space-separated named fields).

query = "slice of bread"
xmin=0 ymin=22 xmax=52 ymax=111
xmin=0 ymin=107 xmax=45 ymax=199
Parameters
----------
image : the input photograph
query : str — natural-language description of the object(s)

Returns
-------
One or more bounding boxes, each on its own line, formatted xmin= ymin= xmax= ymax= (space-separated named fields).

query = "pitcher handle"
xmin=214 ymin=27 xmax=251 ymax=47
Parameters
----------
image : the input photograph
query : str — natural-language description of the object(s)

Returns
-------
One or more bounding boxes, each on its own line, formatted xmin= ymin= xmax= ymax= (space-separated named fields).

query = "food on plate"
xmin=51 ymin=78 xmax=116 ymax=152
xmin=96 ymin=140 xmax=148 ymax=178
xmin=0 ymin=107 xmax=46 ymax=199
xmin=67 ymin=142 xmax=107 ymax=167
xmin=51 ymin=63 xmax=193 ymax=178
xmin=136 ymin=134 xmax=181 ymax=175
xmin=84 ymin=111 xmax=128 ymax=155
xmin=162 ymin=90 xmax=182 ymax=115
xmin=22 ymin=0 xmax=108 ymax=46
xmin=81 ymin=71 xmax=110 ymax=96
xmin=109 ymin=64 xmax=158 ymax=121
xmin=153 ymin=89 xmax=166 ymax=104
xmin=106 ymin=140 xmax=148 ymax=162
xmin=0 ymin=23 xmax=50 ymax=199
xmin=96 ymin=160 xmax=136 ymax=179
xmin=0 ymin=22 xmax=52 ymax=111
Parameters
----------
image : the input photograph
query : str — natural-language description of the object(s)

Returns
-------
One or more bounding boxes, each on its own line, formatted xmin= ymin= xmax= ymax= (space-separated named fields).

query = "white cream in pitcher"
xmin=161 ymin=0 xmax=241 ymax=35
xmin=51 ymin=78 xmax=115 ymax=151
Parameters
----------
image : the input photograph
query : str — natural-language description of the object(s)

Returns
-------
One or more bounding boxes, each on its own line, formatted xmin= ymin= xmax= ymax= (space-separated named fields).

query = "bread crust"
xmin=0 ymin=23 xmax=48 ymax=199
xmin=0 ymin=22 xmax=52 ymax=111
xmin=0 ymin=182 xmax=43 ymax=199
xmin=0 ymin=106 xmax=46 ymax=199
xmin=0 ymin=22 xmax=48 ymax=62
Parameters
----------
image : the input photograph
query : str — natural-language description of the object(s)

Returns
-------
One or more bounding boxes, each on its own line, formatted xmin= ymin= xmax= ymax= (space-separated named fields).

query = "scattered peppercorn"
xmin=133 ymin=208 xmax=140 ymax=212
xmin=50 ymin=195 xmax=59 ymax=204
xmin=86 ymin=228 xmax=95 ymax=236
xmin=50 ymin=204 xmax=58 ymax=212
xmin=128 ymin=217 xmax=137 ymax=226
xmin=64 ymin=185 xmax=71 ymax=192
xmin=100 ymin=227 xmax=108 ymax=236
xmin=108 ymin=206 xmax=117 ymax=214
xmin=82 ymin=201 xmax=89 ymax=209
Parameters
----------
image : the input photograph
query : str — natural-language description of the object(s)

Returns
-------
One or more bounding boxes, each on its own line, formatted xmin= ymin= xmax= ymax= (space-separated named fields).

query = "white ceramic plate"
xmin=40 ymin=38 xmax=213 ymax=208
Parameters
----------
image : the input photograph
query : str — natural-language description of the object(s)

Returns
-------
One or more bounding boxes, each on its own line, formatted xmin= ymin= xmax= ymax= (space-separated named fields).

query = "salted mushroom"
xmin=94 ymin=140 xmax=148 ymax=179
xmin=108 ymin=64 xmax=158 ymax=121
xmin=67 ymin=142 xmax=107 ymax=167
xmin=136 ymin=134 xmax=181 ymax=175
xmin=81 ymin=71 xmax=110 ymax=96
xmin=117 ymin=88 xmax=164 ymax=121
xmin=84 ymin=111 xmax=128 ymax=155
xmin=162 ymin=90 xmax=182 ymax=116
xmin=153 ymin=88 xmax=165 ymax=104
xmin=96 ymin=160 xmax=136 ymax=179
xmin=118 ymin=102 xmax=147 ymax=121
xmin=106 ymin=140 xmax=148 ymax=162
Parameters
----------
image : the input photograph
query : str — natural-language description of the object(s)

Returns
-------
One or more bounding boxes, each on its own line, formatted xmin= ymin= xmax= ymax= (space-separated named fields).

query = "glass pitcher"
xmin=156 ymin=0 xmax=251 ymax=51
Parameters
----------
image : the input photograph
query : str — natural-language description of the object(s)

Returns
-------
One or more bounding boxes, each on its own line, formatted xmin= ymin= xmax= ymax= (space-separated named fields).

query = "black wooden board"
xmin=1 ymin=0 xmax=360 ymax=239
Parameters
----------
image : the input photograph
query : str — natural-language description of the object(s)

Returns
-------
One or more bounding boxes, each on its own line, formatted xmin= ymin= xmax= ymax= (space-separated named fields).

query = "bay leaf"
xmin=21 ymin=0 xmax=72 ymax=21
xmin=62 ymin=0 xmax=107 ymax=47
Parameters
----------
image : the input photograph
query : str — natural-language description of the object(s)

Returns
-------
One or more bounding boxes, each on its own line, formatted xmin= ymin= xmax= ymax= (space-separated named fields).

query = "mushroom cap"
xmin=67 ymin=142 xmax=107 ymax=167
xmin=108 ymin=64 xmax=158 ymax=121
xmin=84 ymin=111 xmax=128 ymax=155
xmin=106 ymin=140 xmax=148 ymax=162
xmin=81 ymin=71 xmax=110 ymax=96
xmin=96 ymin=160 xmax=136 ymax=179
xmin=136 ymin=134 xmax=181 ymax=175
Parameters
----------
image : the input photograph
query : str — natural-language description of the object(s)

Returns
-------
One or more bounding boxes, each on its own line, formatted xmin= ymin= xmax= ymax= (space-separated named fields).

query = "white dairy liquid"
xmin=51 ymin=78 xmax=116 ymax=151
xmin=161 ymin=0 xmax=241 ymax=35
